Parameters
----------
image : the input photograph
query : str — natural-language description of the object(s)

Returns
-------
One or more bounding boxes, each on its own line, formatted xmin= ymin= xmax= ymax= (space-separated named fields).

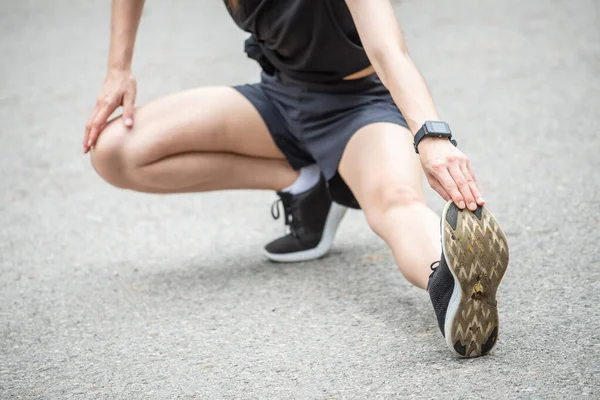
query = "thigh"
xmin=338 ymin=122 xmax=424 ymax=208
xmin=95 ymin=86 xmax=285 ymax=166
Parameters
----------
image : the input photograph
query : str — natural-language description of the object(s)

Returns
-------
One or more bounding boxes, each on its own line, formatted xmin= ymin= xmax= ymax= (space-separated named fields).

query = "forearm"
xmin=108 ymin=0 xmax=145 ymax=71
xmin=376 ymin=51 xmax=441 ymax=135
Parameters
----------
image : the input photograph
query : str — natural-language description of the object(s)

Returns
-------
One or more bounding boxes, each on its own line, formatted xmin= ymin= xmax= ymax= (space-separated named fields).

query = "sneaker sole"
xmin=264 ymin=202 xmax=348 ymax=263
xmin=441 ymin=201 xmax=509 ymax=357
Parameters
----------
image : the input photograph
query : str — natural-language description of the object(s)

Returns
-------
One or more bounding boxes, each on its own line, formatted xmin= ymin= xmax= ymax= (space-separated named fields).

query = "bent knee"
xmin=363 ymin=182 xmax=425 ymax=230
xmin=89 ymin=120 xmax=130 ymax=189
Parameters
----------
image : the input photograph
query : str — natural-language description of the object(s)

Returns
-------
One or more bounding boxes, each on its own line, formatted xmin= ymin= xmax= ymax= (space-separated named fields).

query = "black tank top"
xmin=224 ymin=0 xmax=371 ymax=83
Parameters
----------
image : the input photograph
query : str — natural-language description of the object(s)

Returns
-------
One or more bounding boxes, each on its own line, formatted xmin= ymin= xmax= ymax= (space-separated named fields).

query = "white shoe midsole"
xmin=441 ymin=201 xmax=463 ymax=355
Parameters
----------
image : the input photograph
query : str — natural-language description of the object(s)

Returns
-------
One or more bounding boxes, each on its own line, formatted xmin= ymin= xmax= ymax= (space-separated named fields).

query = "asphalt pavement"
xmin=1 ymin=0 xmax=599 ymax=398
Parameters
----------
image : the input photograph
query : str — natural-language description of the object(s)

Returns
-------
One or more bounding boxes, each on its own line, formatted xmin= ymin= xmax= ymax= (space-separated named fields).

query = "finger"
xmin=434 ymin=168 xmax=465 ymax=208
xmin=461 ymin=163 xmax=484 ymax=206
xmin=449 ymin=165 xmax=476 ymax=211
xmin=87 ymin=101 xmax=117 ymax=150
xmin=84 ymin=107 xmax=100 ymax=153
xmin=428 ymin=177 xmax=451 ymax=202
xmin=466 ymin=162 xmax=485 ymax=205
xmin=122 ymin=84 xmax=136 ymax=128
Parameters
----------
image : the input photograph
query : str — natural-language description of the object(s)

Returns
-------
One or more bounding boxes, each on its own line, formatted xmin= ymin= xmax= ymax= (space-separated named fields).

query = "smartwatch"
xmin=413 ymin=121 xmax=457 ymax=154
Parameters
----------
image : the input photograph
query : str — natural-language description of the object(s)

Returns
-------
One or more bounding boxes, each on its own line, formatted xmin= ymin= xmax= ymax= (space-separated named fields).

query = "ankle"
xmin=280 ymin=164 xmax=320 ymax=195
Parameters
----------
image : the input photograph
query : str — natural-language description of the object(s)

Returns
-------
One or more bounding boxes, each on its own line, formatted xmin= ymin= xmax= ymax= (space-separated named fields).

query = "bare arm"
xmin=108 ymin=0 xmax=145 ymax=71
xmin=345 ymin=0 xmax=484 ymax=210
xmin=84 ymin=0 xmax=145 ymax=153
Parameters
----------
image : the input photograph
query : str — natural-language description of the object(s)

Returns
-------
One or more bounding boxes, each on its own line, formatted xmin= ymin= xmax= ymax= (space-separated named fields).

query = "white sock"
xmin=282 ymin=164 xmax=320 ymax=195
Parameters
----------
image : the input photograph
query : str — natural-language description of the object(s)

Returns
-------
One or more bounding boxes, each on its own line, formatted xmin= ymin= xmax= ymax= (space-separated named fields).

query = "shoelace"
xmin=271 ymin=198 xmax=298 ymax=237
xmin=427 ymin=260 xmax=440 ymax=292
xmin=428 ymin=260 xmax=441 ymax=284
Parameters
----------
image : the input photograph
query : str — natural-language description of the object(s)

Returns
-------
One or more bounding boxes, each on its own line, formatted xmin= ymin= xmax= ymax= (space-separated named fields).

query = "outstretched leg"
xmin=339 ymin=123 xmax=509 ymax=356
xmin=339 ymin=122 xmax=440 ymax=289
xmin=90 ymin=87 xmax=298 ymax=193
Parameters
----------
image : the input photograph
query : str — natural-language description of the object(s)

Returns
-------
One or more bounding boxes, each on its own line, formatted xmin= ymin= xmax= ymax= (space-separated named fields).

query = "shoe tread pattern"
xmin=443 ymin=204 xmax=509 ymax=357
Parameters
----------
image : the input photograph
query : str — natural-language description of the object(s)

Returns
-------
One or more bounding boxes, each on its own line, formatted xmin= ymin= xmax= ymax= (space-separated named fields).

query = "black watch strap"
xmin=413 ymin=121 xmax=457 ymax=154
xmin=413 ymin=126 xmax=428 ymax=154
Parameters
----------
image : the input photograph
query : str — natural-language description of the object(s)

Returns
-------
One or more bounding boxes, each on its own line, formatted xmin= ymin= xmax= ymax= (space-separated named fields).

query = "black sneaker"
xmin=264 ymin=176 xmax=347 ymax=263
xmin=428 ymin=201 xmax=509 ymax=357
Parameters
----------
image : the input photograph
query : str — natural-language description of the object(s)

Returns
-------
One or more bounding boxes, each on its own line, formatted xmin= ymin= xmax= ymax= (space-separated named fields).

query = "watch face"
xmin=426 ymin=121 xmax=451 ymax=135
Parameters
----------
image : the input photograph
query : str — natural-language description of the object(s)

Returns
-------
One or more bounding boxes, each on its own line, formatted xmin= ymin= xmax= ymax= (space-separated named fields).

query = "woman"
xmin=85 ymin=0 xmax=509 ymax=357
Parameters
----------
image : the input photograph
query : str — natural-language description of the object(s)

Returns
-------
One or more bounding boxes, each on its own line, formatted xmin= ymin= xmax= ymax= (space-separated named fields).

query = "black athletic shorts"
xmin=234 ymin=71 xmax=409 ymax=209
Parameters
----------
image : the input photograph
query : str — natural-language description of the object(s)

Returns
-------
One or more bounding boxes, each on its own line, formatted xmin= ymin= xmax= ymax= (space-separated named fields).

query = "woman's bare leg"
xmin=90 ymin=87 xmax=298 ymax=193
xmin=339 ymin=123 xmax=440 ymax=289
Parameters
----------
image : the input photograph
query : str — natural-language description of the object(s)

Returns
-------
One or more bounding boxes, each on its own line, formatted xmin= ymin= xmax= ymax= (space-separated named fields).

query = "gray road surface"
xmin=1 ymin=0 xmax=599 ymax=398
